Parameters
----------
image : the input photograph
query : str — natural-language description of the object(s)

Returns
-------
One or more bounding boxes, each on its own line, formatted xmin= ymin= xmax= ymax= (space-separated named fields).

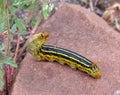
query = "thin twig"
xmin=8 ymin=34 xmax=21 ymax=86
xmin=4 ymin=0 xmax=11 ymax=94
xmin=89 ymin=0 xmax=94 ymax=12
xmin=25 ymin=0 xmax=38 ymax=25
xmin=39 ymin=0 xmax=44 ymax=4
xmin=5 ymin=0 xmax=11 ymax=57
xmin=94 ymin=0 xmax=99 ymax=6
xmin=14 ymin=35 xmax=20 ymax=61
xmin=4 ymin=65 xmax=9 ymax=95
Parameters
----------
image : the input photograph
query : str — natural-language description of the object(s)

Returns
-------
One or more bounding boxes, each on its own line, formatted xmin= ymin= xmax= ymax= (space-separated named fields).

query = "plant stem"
xmin=39 ymin=0 xmax=43 ymax=4
xmin=4 ymin=0 xmax=12 ymax=93
xmin=5 ymin=0 xmax=11 ymax=57
xmin=32 ymin=11 xmax=43 ymax=34
xmin=25 ymin=0 xmax=38 ymax=25
xmin=4 ymin=65 xmax=9 ymax=95
xmin=14 ymin=35 xmax=20 ymax=61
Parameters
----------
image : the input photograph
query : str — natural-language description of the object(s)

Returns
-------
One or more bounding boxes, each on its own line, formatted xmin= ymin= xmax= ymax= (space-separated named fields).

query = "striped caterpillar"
xmin=27 ymin=32 xmax=101 ymax=79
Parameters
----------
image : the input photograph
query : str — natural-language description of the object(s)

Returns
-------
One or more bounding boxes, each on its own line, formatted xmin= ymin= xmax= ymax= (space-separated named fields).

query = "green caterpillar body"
xmin=27 ymin=32 xmax=101 ymax=79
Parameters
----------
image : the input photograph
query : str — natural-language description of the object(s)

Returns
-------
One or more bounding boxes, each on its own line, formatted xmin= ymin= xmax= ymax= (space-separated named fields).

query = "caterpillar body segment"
xmin=27 ymin=32 xmax=101 ymax=79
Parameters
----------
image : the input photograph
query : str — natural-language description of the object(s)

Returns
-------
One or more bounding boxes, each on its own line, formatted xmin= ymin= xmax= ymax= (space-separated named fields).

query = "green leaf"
xmin=0 ymin=16 xmax=7 ymax=32
xmin=0 ymin=62 xmax=4 ymax=90
xmin=11 ymin=0 xmax=16 ymax=4
xmin=81 ymin=0 xmax=87 ymax=3
xmin=22 ymin=1 xmax=39 ymax=9
xmin=0 ymin=79 xmax=4 ymax=90
xmin=0 ymin=23 xmax=6 ymax=32
xmin=0 ymin=53 xmax=5 ymax=60
xmin=9 ymin=6 xmax=17 ymax=14
xmin=31 ymin=18 xmax=37 ymax=28
xmin=12 ymin=0 xmax=22 ymax=6
xmin=15 ymin=18 xmax=26 ymax=31
xmin=0 ymin=0 xmax=6 ymax=16
xmin=21 ymin=3 xmax=31 ymax=9
xmin=0 ymin=45 xmax=5 ymax=52
xmin=0 ymin=62 xmax=3 ymax=74
xmin=42 ymin=3 xmax=54 ymax=19
xmin=18 ymin=31 xmax=28 ymax=35
xmin=11 ymin=24 xmax=17 ymax=33
xmin=48 ymin=4 xmax=54 ymax=12
xmin=12 ymin=0 xmax=33 ymax=8
xmin=4 ymin=57 xmax=17 ymax=68
xmin=9 ymin=15 xmax=16 ymax=26
xmin=42 ymin=4 xmax=49 ymax=19
xmin=21 ymin=0 xmax=33 ymax=5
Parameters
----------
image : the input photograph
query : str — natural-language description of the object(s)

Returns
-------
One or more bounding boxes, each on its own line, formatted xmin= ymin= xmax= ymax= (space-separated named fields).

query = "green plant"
xmin=81 ymin=0 xmax=88 ymax=3
xmin=0 ymin=0 xmax=54 ymax=93
xmin=0 ymin=45 xmax=17 ymax=89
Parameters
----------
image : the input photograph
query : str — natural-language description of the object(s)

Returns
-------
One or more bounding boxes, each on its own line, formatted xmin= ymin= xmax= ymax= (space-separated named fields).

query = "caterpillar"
xmin=27 ymin=32 xmax=101 ymax=79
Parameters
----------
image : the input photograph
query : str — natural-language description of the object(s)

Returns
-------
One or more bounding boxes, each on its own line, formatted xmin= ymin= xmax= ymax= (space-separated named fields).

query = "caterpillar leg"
xmin=70 ymin=64 xmax=77 ymax=70
xmin=65 ymin=61 xmax=77 ymax=70
xmin=58 ymin=58 xmax=66 ymax=65
xmin=33 ymin=53 xmax=45 ymax=61
xmin=54 ymin=57 xmax=66 ymax=65
xmin=55 ymin=58 xmax=76 ymax=70
xmin=44 ymin=55 xmax=55 ymax=62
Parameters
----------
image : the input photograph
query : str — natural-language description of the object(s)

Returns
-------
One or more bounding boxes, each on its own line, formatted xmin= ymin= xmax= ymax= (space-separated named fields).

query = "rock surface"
xmin=11 ymin=3 xmax=120 ymax=95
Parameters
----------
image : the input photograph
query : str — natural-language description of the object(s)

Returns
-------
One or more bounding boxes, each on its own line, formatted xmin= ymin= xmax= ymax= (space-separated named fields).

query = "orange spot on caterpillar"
xmin=55 ymin=58 xmax=60 ymax=62
xmin=78 ymin=65 xmax=83 ymax=70
xmin=87 ymin=69 xmax=91 ymax=74
xmin=45 ymin=56 xmax=51 ymax=61
xmin=65 ymin=62 xmax=70 ymax=66
xmin=39 ymin=55 xmax=44 ymax=60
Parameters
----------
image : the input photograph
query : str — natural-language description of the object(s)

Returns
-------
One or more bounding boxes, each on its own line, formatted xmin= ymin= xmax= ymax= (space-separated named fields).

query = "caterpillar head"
xmin=30 ymin=32 xmax=49 ymax=43
xmin=27 ymin=32 xmax=49 ymax=56
xmin=86 ymin=62 xmax=101 ymax=79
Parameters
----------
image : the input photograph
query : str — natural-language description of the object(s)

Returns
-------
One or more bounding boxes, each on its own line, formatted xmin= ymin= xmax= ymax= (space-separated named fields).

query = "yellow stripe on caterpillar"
xmin=41 ymin=48 xmax=90 ymax=67
xmin=42 ymin=45 xmax=91 ymax=64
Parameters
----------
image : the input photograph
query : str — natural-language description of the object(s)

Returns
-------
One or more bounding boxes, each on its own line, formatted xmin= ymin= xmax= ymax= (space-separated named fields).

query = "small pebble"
xmin=114 ymin=89 xmax=120 ymax=95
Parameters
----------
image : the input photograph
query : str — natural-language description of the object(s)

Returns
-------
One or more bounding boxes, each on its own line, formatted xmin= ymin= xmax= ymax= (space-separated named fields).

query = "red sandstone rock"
xmin=11 ymin=3 xmax=120 ymax=95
